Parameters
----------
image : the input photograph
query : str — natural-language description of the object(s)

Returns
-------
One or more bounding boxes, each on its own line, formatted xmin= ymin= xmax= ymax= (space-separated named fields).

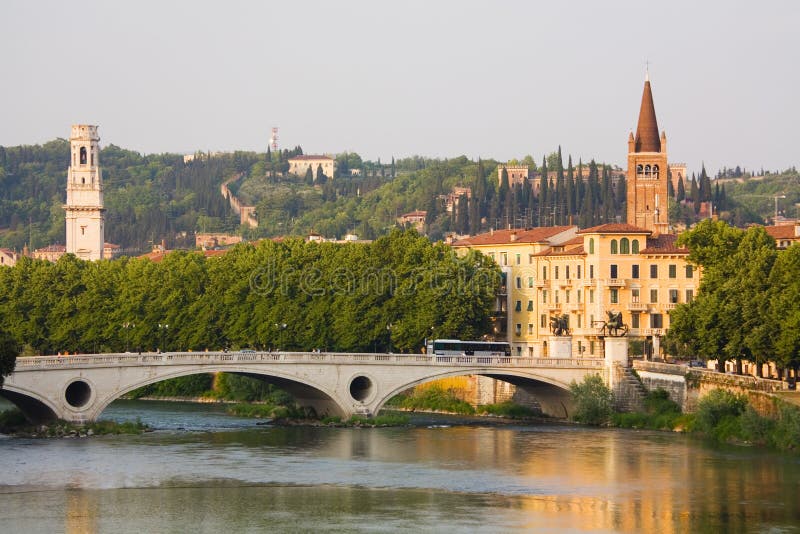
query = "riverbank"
xmin=0 ymin=408 xmax=149 ymax=438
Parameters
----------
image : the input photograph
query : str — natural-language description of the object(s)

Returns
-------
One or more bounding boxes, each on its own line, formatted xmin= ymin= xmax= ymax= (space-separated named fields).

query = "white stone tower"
xmin=65 ymin=125 xmax=105 ymax=260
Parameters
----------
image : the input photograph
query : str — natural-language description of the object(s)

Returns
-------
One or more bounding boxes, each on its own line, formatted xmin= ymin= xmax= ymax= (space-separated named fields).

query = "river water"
xmin=1 ymin=399 xmax=798 ymax=533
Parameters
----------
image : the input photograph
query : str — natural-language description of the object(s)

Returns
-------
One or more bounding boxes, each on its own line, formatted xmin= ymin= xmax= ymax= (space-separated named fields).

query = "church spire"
xmin=633 ymin=75 xmax=661 ymax=153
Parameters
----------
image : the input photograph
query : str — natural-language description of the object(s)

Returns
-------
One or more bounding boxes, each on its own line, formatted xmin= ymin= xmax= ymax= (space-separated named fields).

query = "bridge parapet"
xmin=14 ymin=352 xmax=605 ymax=370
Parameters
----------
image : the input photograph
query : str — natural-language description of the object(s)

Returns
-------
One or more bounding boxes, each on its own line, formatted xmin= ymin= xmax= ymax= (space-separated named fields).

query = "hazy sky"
xmin=3 ymin=1 xmax=797 ymax=175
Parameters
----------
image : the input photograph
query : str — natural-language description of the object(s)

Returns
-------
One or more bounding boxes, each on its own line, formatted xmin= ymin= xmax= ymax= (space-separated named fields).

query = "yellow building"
xmin=452 ymin=223 xmax=694 ymax=359
xmin=451 ymin=74 xmax=697 ymax=361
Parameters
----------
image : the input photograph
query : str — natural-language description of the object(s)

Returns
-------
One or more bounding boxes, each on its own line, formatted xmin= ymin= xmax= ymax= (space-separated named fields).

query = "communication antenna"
xmin=269 ymin=127 xmax=279 ymax=152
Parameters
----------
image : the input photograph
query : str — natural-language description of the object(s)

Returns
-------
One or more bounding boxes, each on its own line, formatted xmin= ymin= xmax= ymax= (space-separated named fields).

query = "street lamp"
xmin=158 ymin=323 xmax=169 ymax=353
xmin=274 ymin=323 xmax=287 ymax=351
xmin=122 ymin=322 xmax=135 ymax=352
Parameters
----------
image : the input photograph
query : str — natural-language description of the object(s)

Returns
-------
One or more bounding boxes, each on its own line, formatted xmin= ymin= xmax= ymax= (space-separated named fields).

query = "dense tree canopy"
xmin=0 ymin=230 xmax=499 ymax=355
xmin=665 ymin=220 xmax=798 ymax=375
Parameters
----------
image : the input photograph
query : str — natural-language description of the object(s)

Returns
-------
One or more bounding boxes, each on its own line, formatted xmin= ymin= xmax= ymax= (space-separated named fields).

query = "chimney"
xmin=510 ymin=232 xmax=517 ymax=242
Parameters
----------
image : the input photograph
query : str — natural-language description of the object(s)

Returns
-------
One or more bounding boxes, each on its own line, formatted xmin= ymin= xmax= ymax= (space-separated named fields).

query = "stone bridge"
xmin=1 ymin=351 xmax=608 ymax=423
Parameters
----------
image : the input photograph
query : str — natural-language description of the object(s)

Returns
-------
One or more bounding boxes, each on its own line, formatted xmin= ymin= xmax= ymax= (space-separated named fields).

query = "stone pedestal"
xmin=604 ymin=337 xmax=629 ymax=368
xmin=550 ymin=336 xmax=572 ymax=358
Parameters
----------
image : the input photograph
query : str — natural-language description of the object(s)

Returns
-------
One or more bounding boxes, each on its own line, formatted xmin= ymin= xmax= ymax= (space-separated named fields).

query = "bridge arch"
xmin=92 ymin=366 xmax=351 ymax=421
xmin=373 ymin=368 xmax=578 ymax=419
xmin=0 ymin=384 xmax=61 ymax=422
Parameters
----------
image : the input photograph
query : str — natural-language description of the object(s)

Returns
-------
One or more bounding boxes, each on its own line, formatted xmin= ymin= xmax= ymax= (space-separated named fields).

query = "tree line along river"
xmin=0 ymin=399 xmax=798 ymax=532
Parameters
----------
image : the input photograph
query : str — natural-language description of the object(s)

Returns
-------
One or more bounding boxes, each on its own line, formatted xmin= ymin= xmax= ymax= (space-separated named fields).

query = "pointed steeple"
xmin=633 ymin=75 xmax=661 ymax=153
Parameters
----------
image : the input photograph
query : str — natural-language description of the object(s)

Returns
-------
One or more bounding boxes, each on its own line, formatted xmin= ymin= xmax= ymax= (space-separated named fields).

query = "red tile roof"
xmin=452 ymin=226 xmax=575 ymax=246
xmin=640 ymin=234 xmax=688 ymax=255
xmin=765 ymin=225 xmax=798 ymax=240
xmin=577 ymin=223 xmax=651 ymax=235
xmin=635 ymin=79 xmax=661 ymax=153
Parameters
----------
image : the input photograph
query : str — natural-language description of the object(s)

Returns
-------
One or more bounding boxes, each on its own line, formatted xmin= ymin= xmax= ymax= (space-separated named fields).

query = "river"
xmin=0 ymin=399 xmax=798 ymax=533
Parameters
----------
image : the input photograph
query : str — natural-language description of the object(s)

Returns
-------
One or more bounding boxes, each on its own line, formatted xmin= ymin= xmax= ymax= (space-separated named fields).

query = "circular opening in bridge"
xmin=65 ymin=380 xmax=92 ymax=408
xmin=349 ymin=375 xmax=373 ymax=402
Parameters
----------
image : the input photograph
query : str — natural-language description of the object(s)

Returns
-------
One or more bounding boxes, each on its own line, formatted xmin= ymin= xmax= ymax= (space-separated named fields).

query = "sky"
xmin=2 ymin=0 xmax=798 ymax=175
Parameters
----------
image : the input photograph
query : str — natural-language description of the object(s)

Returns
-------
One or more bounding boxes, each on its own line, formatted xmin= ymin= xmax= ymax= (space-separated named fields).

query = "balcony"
xmin=534 ymin=280 xmax=549 ymax=288
xmin=605 ymin=279 xmax=626 ymax=287
xmin=566 ymin=303 xmax=583 ymax=312
xmin=644 ymin=328 xmax=664 ymax=336
xmin=627 ymin=302 xmax=648 ymax=311
xmin=663 ymin=303 xmax=678 ymax=310
xmin=581 ymin=279 xmax=596 ymax=287
xmin=547 ymin=303 xmax=562 ymax=312
xmin=557 ymin=279 xmax=573 ymax=288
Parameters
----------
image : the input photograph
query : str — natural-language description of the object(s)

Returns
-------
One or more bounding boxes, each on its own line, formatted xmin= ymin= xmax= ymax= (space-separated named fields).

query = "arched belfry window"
xmin=632 ymin=239 xmax=639 ymax=254
xmin=653 ymin=165 xmax=659 ymax=179
xmin=644 ymin=164 xmax=651 ymax=178
xmin=620 ymin=238 xmax=630 ymax=254
xmin=610 ymin=239 xmax=618 ymax=254
xmin=636 ymin=164 xmax=643 ymax=177
xmin=81 ymin=177 xmax=85 ymax=184
xmin=80 ymin=147 xmax=87 ymax=165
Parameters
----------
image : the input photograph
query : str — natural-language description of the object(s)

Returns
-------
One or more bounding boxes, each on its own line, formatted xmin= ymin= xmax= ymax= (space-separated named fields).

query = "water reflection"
xmin=0 ymin=400 xmax=797 ymax=532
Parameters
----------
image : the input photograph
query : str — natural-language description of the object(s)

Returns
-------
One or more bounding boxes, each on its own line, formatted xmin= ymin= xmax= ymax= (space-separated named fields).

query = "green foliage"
xmin=739 ymin=405 xmax=775 ymax=445
xmin=611 ymin=389 xmax=683 ymax=430
xmin=569 ymin=374 xmax=613 ymax=426
xmin=0 ymin=327 xmax=19 ymax=387
xmin=214 ymin=374 xmax=292 ymax=403
xmin=0 ymin=230 xmax=497 ymax=355
xmin=481 ymin=401 xmax=538 ymax=419
xmin=0 ymin=409 xmax=147 ymax=436
xmin=694 ymin=389 xmax=747 ymax=439
xmin=390 ymin=386 xmax=476 ymax=415
xmin=772 ymin=404 xmax=800 ymax=451
xmin=129 ymin=374 xmax=214 ymax=399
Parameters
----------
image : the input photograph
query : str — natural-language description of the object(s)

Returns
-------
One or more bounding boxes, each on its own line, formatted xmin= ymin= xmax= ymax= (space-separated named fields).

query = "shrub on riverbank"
xmin=481 ymin=401 xmax=539 ymax=419
xmin=611 ymin=389 xmax=688 ymax=430
xmin=386 ymin=386 xmax=476 ymax=415
xmin=569 ymin=374 xmax=613 ymax=426
xmin=0 ymin=408 xmax=148 ymax=437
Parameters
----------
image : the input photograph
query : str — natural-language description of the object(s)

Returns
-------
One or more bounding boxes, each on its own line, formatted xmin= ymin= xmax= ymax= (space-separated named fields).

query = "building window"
xmin=577 ymin=265 xmax=581 ymax=279
xmin=515 ymin=300 xmax=522 ymax=312
xmin=528 ymin=277 xmax=534 ymax=288
xmin=528 ymin=323 xmax=534 ymax=335
xmin=542 ymin=266 xmax=548 ymax=280
xmin=650 ymin=289 xmax=658 ymax=303
xmin=589 ymin=289 xmax=595 ymax=304
xmin=686 ymin=289 xmax=694 ymax=303
xmin=80 ymin=146 xmax=87 ymax=165
xmin=685 ymin=265 xmax=694 ymax=278
xmin=542 ymin=290 xmax=548 ymax=304
xmin=632 ymin=288 xmax=640 ymax=303
xmin=566 ymin=265 xmax=570 ymax=279
xmin=489 ymin=252 xmax=495 ymax=261
xmin=631 ymin=313 xmax=640 ymax=329
xmin=632 ymin=239 xmax=640 ymax=253
xmin=515 ymin=253 xmax=521 ymax=265
xmin=565 ymin=290 xmax=570 ymax=304
xmin=610 ymin=288 xmax=619 ymax=304
xmin=589 ymin=265 xmax=594 ymax=279
xmin=540 ymin=314 xmax=547 ymax=328
xmin=620 ymin=238 xmax=630 ymax=254
xmin=589 ymin=238 xmax=595 ymax=254
xmin=632 ymin=264 xmax=640 ymax=279
xmin=650 ymin=265 xmax=658 ymax=278
xmin=669 ymin=264 xmax=677 ymax=279
xmin=501 ymin=253 xmax=508 ymax=266
xmin=555 ymin=266 xmax=559 ymax=279
xmin=555 ymin=291 xmax=559 ymax=304
xmin=527 ymin=300 xmax=533 ymax=311
xmin=611 ymin=239 xmax=618 ymax=254
xmin=577 ymin=314 xmax=582 ymax=328
xmin=577 ymin=290 xmax=581 ymax=303
xmin=610 ymin=264 xmax=618 ymax=279
xmin=515 ymin=324 xmax=522 ymax=336
xmin=516 ymin=277 xmax=521 ymax=289
xmin=590 ymin=341 xmax=595 ymax=355
xmin=651 ymin=314 xmax=663 ymax=329
xmin=669 ymin=289 xmax=679 ymax=303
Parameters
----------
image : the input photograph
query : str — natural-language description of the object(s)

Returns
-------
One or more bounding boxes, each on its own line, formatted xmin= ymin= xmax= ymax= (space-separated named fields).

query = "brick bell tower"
xmin=65 ymin=125 xmax=105 ymax=260
xmin=626 ymin=72 xmax=669 ymax=235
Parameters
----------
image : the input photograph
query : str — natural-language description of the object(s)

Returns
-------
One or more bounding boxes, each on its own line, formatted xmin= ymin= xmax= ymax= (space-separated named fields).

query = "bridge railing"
xmin=13 ymin=351 xmax=605 ymax=369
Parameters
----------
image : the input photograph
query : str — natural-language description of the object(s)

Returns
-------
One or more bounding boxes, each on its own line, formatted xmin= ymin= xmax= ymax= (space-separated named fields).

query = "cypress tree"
xmin=677 ymin=175 xmax=686 ymax=202
xmin=539 ymin=156 xmax=549 ymax=208
xmin=565 ymin=155 xmax=575 ymax=222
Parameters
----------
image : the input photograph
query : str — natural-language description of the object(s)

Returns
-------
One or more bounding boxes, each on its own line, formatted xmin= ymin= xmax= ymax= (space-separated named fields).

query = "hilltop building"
xmin=0 ymin=248 xmax=19 ymax=267
xmin=64 ymin=125 xmax=105 ymax=260
xmin=288 ymin=155 xmax=335 ymax=179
